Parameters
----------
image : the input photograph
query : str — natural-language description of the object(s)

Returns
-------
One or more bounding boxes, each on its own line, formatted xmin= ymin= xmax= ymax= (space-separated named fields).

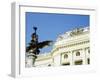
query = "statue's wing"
xmin=38 ymin=40 xmax=53 ymax=48
xmin=26 ymin=40 xmax=53 ymax=52
xmin=26 ymin=46 xmax=31 ymax=52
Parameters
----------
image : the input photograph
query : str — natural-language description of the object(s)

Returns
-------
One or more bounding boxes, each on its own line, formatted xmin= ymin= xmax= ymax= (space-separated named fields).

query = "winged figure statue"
xmin=26 ymin=27 xmax=53 ymax=65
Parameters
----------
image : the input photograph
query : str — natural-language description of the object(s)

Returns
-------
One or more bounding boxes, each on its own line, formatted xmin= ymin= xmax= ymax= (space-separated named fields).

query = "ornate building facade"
xmin=26 ymin=27 xmax=90 ymax=67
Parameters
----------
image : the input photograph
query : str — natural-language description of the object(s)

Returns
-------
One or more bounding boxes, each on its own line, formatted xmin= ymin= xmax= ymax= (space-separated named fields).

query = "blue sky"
xmin=26 ymin=12 xmax=89 ymax=53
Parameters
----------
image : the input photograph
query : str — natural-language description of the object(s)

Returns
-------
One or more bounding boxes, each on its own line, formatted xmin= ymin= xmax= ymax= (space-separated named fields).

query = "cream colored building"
xmin=26 ymin=27 xmax=90 ymax=67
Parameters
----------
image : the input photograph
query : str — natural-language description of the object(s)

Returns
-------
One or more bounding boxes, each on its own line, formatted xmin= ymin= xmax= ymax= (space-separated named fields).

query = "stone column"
xmin=82 ymin=48 xmax=86 ymax=65
xmin=70 ymin=51 xmax=73 ymax=65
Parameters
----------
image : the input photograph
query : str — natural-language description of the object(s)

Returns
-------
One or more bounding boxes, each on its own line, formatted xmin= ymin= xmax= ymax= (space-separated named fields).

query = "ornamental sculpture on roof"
xmin=70 ymin=28 xmax=84 ymax=36
xmin=56 ymin=27 xmax=89 ymax=41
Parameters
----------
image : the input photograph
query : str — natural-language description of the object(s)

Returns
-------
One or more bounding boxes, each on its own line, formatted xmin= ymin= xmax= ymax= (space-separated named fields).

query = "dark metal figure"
xmin=26 ymin=27 xmax=53 ymax=65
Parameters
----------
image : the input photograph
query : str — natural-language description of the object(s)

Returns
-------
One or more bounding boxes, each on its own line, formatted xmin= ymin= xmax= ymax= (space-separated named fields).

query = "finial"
xmin=33 ymin=27 xmax=37 ymax=31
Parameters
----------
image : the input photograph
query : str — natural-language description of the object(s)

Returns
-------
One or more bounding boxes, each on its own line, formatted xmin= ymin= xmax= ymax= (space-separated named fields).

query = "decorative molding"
xmin=52 ymin=40 xmax=89 ymax=54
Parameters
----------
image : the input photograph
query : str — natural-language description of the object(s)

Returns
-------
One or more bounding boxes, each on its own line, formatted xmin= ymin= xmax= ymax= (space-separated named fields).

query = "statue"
xmin=26 ymin=27 xmax=53 ymax=66
xmin=70 ymin=28 xmax=84 ymax=36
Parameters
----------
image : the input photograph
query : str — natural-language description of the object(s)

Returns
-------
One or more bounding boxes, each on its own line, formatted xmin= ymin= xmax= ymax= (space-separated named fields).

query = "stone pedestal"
xmin=25 ymin=53 xmax=37 ymax=67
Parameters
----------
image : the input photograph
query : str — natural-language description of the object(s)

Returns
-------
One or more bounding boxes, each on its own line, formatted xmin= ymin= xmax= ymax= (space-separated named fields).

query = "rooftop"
xmin=56 ymin=27 xmax=89 ymax=41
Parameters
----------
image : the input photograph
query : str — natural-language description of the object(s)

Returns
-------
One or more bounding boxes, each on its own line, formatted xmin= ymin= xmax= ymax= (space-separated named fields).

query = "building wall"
xmin=51 ymin=27 xmax=90 ymax=66
xmin=35 ymin=59 xmax=53 ymax=67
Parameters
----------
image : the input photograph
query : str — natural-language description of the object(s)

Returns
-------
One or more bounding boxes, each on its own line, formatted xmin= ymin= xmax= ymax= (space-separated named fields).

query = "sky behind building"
xmin=26 ymin=12 xmax=89 ymax=53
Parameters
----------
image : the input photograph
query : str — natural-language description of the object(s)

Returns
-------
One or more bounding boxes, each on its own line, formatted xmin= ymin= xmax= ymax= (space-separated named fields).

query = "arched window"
xmin=64 ymin=54 xmax=68 ymax=59
xmin=88 ymin=49 xmax=90 ymax=53
xmin=76 ymin=51 xmax=80 ymax=56
xmin=87 ymin=58 xmax=90 ymax=64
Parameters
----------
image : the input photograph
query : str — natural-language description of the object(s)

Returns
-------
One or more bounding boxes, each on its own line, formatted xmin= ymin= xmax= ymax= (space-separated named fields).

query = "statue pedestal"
xmin=25 ymin=53 xmax=37 ymax=67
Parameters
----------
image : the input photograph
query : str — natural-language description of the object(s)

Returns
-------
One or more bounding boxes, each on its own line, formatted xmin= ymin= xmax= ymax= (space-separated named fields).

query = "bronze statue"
xmin=26 ymin=27 xmax=53 ymax=65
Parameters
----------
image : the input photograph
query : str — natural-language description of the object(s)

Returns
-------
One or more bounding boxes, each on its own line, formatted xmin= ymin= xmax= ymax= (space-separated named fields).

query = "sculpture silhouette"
xmin=26 ymin=27 xmax=53 ymax=65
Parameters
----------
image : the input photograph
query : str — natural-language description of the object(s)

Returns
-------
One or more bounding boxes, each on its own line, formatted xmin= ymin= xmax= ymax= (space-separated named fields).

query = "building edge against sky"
xmin=25 ymin=26 xmax=90 ymax=67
